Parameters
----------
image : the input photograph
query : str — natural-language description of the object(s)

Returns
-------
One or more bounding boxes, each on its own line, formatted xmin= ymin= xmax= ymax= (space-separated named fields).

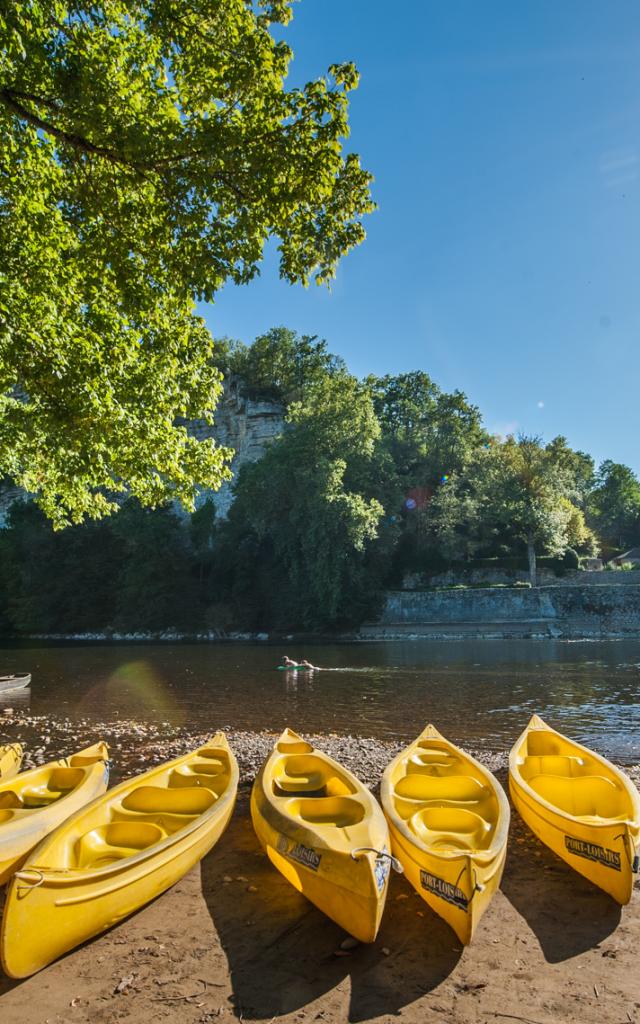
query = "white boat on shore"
xmin=0 ymin=673 xmax=31 ymax=695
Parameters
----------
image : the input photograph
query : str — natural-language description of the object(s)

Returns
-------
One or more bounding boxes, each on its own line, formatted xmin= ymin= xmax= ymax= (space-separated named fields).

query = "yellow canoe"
xmin=509 ymin=714 xmax=640 ymax=903
xmin=251 ymin=728 xmax=394 ymax=942
xmin=0 ymin=733 xmax=238 ymax=978
xmin=0 ymin=742 xmax=109 ymax=885
xmin=0 ymin=743 xmax=23 ymax=782
xmin=381 ymin=724 xmax=510 ymax=945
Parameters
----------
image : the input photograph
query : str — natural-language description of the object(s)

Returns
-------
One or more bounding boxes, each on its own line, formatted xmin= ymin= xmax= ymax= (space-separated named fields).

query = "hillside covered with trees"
xmin=1 ymin=328 xmax=639 ymax=637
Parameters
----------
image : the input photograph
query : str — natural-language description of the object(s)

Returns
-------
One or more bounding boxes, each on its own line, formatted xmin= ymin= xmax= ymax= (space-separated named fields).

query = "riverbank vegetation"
xmin=1 ymin=329 xmax=639 ymax=636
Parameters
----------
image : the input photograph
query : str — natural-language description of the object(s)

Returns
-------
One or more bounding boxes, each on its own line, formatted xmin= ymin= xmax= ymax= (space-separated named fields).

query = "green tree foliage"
xmin=109 ymin=501 xmax=197 ymax=630
xmin=366 ymin=372 xmax=486 ymax=481
xmin=214 ymin=372 xmax=384 ymax=629
xmin=588 ymin=461 xmax=640 ymax=550
xmin=0 ymin=1 xmax=373 ymax=526
xmin=0 ymin=498 xmax=208 ymax=634
xmin=0 ymin=322 xmax=635 ymax=635
xmin=363 ymin=372 xmax=487 ymax=581
xmin=422 ymin=436 xmax=580 ymax=585
xmin=0 ymin=501 xmax=122 ymax=632
xmin=217 ymin=327 xmax=346 ymax=403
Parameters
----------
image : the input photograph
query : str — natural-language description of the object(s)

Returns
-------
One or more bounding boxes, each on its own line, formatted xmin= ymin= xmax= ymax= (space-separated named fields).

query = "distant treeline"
xmin=1 ymin=328 xmax=639 ymax=635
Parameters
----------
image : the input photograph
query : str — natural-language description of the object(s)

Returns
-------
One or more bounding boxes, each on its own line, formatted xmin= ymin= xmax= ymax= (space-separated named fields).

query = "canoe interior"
xmin=388 ymin=738 xmax=503 ymax=853
xmin=516 ymin=729 xmax=635 ymax=821
xmin=0 ymin=748 xmax=106 ymax=820
xmin=41 ymin=743 xmax=235 ymax=870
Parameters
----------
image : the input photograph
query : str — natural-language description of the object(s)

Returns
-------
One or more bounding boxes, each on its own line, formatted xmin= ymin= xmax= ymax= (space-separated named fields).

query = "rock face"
xmin=188 ymin=380 xmax=285 ymax=517
xmin=0 ymin=381 xmax=285 ymax=525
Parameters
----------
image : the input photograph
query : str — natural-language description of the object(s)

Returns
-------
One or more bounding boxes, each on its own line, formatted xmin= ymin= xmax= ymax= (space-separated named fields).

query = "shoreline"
xmin=0 ymin=720 xmax=638 ymax=1024
xmin=3 ymin=627 xmax=640 ymax=643
xmin=2 ymin=712 xmax=638 ymax=784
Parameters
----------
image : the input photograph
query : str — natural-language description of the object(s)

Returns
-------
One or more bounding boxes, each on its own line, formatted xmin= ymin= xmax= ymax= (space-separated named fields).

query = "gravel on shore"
xmin=1 ymin=710 xmax=638 ymax=791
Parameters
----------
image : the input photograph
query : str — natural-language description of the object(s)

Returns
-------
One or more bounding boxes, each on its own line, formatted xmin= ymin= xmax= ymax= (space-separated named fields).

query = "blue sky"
xmin=202 ymin=1 xmax=640 ymax=473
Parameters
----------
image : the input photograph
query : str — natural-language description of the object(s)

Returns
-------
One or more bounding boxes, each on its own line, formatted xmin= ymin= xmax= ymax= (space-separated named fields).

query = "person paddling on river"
xmin=280 ymin=655 xmax=320 ymax=670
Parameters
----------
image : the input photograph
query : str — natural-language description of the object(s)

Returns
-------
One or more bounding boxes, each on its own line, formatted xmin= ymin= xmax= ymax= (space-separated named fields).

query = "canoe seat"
xmin=75 ymin=821 xmax=166 ymax=869
xmin=276 ymin=738 xmax=314 ymax=755
xmin=394 ymin=774 xmax=488 ymax=803
xmin=408 ymin=746 xmax=459 ymax=774
xmin=184 ymin=758 xmax=227 ymax=777
xmin=286 ymin=795 xmax=365 ymax=828
xmin=121 ymin=785 xmax=216 ymax=816
xmin=520 ymin=755 xmax=588 ymax=780
xmin=68 ymin=753 xmax=106 ymax=767
xmin=168 ymin=765 xmax=229 ymax=795
xmin=20 ymin=768 xmax=85 ymax=808
xmin=110 ymin=785 xmax=217 ymax=833
xmin=273 ymin=754 xmax=356 ymax=797
xmin=409 ymin=806 xmax=492 ymax=852
xmin=526 ymin=733 xmax=564 ymax=757
xmin=0 ymin=791 xmax=22 ymax=810
xmin=528 ymin=774 xmax=628 ymax=818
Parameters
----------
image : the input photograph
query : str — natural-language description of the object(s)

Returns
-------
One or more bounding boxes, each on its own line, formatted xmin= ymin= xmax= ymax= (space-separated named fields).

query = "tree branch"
xmin=0 ymin=87 xmax=145 ymax=172
xmin=0 ymin=87 xmax=249 ymax=197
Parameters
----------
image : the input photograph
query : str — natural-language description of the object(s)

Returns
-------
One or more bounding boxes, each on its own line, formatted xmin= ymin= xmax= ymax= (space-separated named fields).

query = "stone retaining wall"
xmin=370 ymin=584 xmax=640 ymax=638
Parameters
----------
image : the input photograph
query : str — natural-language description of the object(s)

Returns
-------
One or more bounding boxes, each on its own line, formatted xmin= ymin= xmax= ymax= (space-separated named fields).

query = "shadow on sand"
xmin=200 ymin=793 xmax=460 ymax=1021
xmin=501 ymin=819 xmax=622 ymax=962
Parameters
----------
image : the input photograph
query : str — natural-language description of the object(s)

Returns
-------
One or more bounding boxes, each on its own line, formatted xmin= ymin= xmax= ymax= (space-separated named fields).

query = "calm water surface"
xmin=1 ymin=639 xmax=639 ymax=763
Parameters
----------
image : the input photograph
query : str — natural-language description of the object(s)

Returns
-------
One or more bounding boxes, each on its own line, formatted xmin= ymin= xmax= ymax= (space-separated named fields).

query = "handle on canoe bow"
xmin=350 ymin=847 xmax=404 ymax=874
xmin=614 ymin=830 xmax=639 ymax=873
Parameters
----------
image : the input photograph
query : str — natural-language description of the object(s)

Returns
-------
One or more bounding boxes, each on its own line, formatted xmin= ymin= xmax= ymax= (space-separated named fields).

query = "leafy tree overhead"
xmin=0 ymin=1 xmax=373 ymax=526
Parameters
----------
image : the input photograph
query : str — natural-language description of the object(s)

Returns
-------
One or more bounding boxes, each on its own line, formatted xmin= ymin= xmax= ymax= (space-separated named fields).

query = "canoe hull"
xmin=0 ymin=744 xmax=22 ymax=782
xmin=388 ymin=820 xmax=507 ymax=945
xmin=1 ymin=792 xmax=235 ymax=978
xmin=1 ymin=735 xmax=238 ymax=978
xmin=251 ymin=729 xmax=391 ymax=943
xmin=0 ymin=674 xmax=31 ymax=695
xmin=509 ymin=715 xmax=640 ymax=905
xmin=380 ymin=725 xmax=510 ymax=945
xmin=510 ymin=773 xmax=638 ymax=904
xmin=253 ymin=797 xmax=387 ymax=943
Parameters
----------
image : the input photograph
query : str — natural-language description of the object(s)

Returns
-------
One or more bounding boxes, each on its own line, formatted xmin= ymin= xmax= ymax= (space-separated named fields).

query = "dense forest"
xmin=1 ymin=328 xmax=639 ymax=636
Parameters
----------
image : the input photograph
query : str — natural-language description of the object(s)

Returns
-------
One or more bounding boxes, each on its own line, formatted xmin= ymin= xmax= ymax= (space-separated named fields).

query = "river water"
xmin=1 ymin=639 xmax=639 ymax=763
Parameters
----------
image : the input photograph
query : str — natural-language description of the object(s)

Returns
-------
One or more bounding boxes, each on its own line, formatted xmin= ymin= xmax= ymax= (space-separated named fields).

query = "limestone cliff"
xmin=187 ymin=380 xmax=285 ymax=517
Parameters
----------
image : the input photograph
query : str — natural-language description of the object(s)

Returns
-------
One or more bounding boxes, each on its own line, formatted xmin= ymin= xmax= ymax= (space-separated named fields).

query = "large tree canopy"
xmin=0 ymin=1 xmax=373 ymax=525
xmin=422 ymin=435 xmax=583 ymax=585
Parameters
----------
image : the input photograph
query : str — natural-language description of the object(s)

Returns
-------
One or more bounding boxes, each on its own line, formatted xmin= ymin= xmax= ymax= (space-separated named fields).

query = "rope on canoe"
xmin=350 ymin=847 xmax=404 ymax=873
xmin=14 ymin=869 xmax=45 ymax=890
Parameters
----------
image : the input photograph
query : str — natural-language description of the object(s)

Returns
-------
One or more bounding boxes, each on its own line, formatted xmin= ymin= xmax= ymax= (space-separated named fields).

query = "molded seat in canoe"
xmin=381 ymin=725 xmax=509 ymax=945
xmin=0 ymin=734 xmax=238 ymax=978
xmin=251 ymin=728 xmax=393 ymax=943
xmin=509 ymin=714 xmax=640 ymax=904
xmin=0 ymin=743 xmax=109 ymax=885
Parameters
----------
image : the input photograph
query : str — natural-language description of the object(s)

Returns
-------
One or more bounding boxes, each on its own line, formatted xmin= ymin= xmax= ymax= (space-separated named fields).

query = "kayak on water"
xmin=277 ymin=664 xmax=319 ymax=672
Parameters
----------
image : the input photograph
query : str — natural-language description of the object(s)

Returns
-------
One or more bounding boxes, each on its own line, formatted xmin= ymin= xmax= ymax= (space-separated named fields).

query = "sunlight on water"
xmin=0 ymin=639 xmax=638 ymax=762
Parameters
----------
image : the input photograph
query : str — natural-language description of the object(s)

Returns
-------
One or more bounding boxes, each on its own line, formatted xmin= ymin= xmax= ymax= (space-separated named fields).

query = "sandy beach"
xmin=0 ymin=715 xmax=639 ymax=1024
